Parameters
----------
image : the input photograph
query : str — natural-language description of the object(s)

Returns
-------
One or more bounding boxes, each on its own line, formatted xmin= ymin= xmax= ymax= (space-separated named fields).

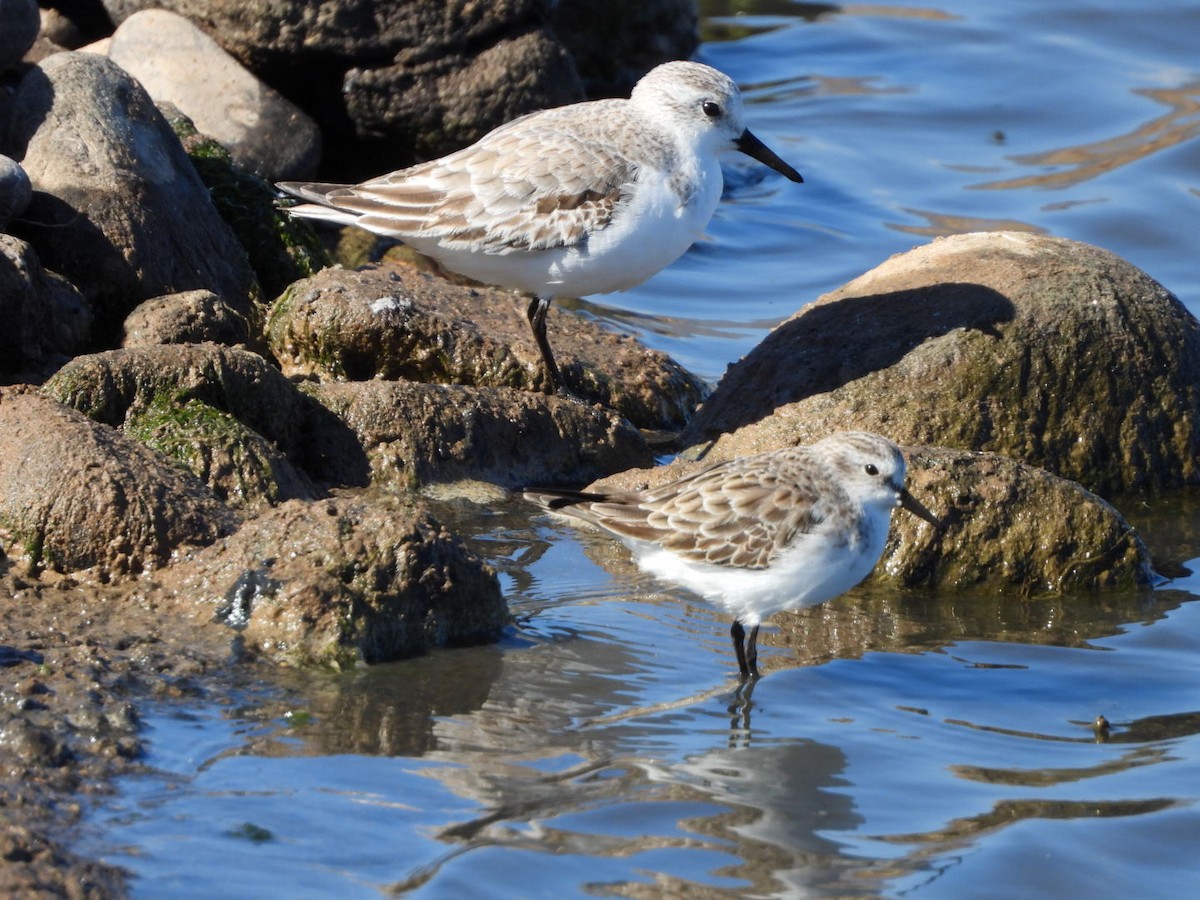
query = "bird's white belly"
xmin=634 ymin=520 xmax=888 ymax=628
xmin=422 ymin=165 xmax=722 ymax=298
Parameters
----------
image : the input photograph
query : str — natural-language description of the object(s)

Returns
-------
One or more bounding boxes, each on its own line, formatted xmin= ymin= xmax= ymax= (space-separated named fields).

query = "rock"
xmin=7 ymin=52 xmax=258 ymax=344
xmin=587 ymin=440 xmax=1158 ymax=595
xmin=107 ymin=9 xmax=321 ymax=180
xmin=35 ymin=2 xmax=113 ymax=51
xmin=306 ymin=380 xmax=653 ymax=489
xmin=549 ymin=0 xmax=699 ymax=98
xmin=268 ymin=263 xmax=706 ymax=431
xmin=43 ymin=342 xmax=311 ymax=459
xmin=0 ymin=0 xmax=39 ymax=70
xmin=888 ymin=445 xmax=1156 ymax=593
xmin=168 ymin=493 xmax=507 ymax=667
xmin=164 ymin=105 xmax=328 ymax=302
xmin=99 ymin=0 xmax=585 ymax=179
xmin=124 ymin=393 xmax=318 ymax=512
xmin=0 ymin=154 xmax=32 ymax=228
xmin=339 ymin=25 xmax=583 ymax=178
xmin=685 ymin=233 xmax=1200 ymax=496
xmin=0 ymin=235 xmax=92 ymax=377
xmin=0 ymin=388 xmax=236 ymax=577
xmin=121 ymin=290 xmax=251 ymax=348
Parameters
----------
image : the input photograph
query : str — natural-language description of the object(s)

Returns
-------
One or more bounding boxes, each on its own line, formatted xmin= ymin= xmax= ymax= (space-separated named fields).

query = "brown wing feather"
xmin=583 ymin=452 xmax=829 ymax=570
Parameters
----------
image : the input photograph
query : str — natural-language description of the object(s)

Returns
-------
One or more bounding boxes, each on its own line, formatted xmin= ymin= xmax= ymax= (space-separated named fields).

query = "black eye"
xmin=865 ymin=464 xmax=879 ymax=476
xmin=702 ymin=100 xmax=721 ymax=118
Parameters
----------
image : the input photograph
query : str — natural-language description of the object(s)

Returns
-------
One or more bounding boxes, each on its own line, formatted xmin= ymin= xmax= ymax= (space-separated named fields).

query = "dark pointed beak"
xmin=898 ymin=487 xmax=944 ymax=530
xmin=735 ymin=129 xmax=804 ymax=183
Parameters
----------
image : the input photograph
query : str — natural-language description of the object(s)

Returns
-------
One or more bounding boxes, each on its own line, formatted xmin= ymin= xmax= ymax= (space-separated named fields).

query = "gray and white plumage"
xmin=525 ymin=432 xmax=942 ymax=677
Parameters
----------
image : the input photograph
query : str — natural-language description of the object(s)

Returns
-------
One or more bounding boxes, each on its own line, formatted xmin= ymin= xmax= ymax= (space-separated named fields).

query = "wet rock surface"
xmin=167 ymin=492 xmax=507 ymax=667
xmin=269 ymin=262 xmax=707 ymax=432
xmin=0 ymin=388 xmax=237 ymax=577
xmin=307 ymin=380 xmax=654 ymax=489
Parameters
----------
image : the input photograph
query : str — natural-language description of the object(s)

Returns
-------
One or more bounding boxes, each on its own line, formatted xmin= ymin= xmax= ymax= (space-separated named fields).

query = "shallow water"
xmin=85 ymin=1 xmax=1200 ymax=897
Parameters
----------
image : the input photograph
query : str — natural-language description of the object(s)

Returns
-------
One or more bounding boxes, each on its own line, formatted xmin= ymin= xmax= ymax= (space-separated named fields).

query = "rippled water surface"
xmin=87 ymin=2 xmax=1200 ymax=896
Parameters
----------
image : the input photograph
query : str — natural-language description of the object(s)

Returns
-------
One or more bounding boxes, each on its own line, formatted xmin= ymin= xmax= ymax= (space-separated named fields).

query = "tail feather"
xmin=522 ymin=488 xmax=611 ymax=511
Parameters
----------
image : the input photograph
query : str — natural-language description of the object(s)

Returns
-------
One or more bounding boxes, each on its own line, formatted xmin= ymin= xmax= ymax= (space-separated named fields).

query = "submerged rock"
xmin=268 ymin=263 xmax=706 ymax=431
xmin=686 ymin=232 xmax=1200 ymax=496
xmin=168 ymin=493 xmax=507 ymax=667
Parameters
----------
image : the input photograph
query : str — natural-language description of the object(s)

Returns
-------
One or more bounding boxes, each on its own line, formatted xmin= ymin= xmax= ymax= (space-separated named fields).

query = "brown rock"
xmin=306 ymin=380 xmax=653 ymax=489
xmin=169 ymin=493 xmax=507 ymax=666
xmin=685 ymin=233 xmax=1200 ymax=496
xmin=0 ymin=388 xmax=235 ymax=577
xmin=268 ymin=263 xmax=706 ymax=431
xmin=121 ymin=290 xmax=251 ymax=348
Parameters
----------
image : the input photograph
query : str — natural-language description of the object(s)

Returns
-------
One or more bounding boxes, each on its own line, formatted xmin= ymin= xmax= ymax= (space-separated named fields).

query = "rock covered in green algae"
xmin=686 ymin=232 xmax=1200 ymax=497
xmin=0 ymin=388 xmax=236 ymax=577
xmin=42 ymin=344 xmax=325 ymax=510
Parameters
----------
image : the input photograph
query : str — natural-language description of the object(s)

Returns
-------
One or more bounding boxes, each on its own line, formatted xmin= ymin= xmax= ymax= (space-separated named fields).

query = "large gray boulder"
xmin=6 ymin=52 xmax=258 ymax=342
xmin=106 ymin=9 xmax=320 ymax=180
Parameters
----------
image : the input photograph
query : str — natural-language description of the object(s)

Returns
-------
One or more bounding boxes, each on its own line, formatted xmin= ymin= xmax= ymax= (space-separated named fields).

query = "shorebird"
xmin=525 ymin=432 xmax=942 ymax=678
xmin=278 ymin=61 xmax=803 ymax=395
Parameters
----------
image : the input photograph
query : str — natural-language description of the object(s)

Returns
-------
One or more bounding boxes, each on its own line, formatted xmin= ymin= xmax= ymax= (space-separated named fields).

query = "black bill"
xmin=899 ymin=487 xmax=944 ymax=530
xmin=735 ymin=129 xmax=804 ymax=183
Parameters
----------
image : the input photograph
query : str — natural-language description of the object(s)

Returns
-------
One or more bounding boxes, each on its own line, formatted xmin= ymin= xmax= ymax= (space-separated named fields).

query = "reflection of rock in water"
xmin=767 ymin=583 xmax=1183 ymax=668
xmin=364 ymin=631 xmax=871 ymax=897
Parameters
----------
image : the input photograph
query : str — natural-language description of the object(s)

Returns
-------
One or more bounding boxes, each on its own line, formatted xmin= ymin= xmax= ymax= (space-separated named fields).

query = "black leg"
xmin=745 ymin=625 xmax=760 ymax=679
xmin=731 ymin=620 xmax=750 ymax=678
xmin=525 ymin=296 xmax=566 ymax=395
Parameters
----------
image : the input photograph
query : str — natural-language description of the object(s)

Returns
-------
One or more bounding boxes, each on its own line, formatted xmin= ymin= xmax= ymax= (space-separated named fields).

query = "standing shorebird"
xmin=278 ymin=61 xmax=803 ymax=395
xmin=524 ymin=432 xmax=943 ymax=678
